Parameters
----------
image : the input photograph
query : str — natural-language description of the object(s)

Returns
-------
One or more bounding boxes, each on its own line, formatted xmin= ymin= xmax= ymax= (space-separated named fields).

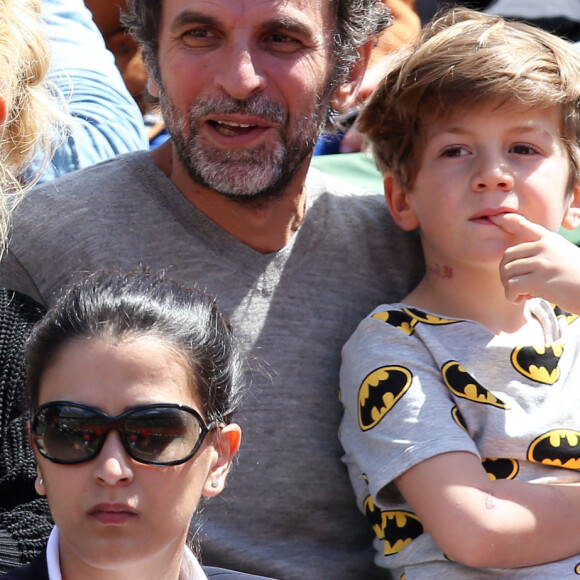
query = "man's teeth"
xmin=214 ymin=120 xmax=255 ymax=136
xmin=217 ymin=121 xmax=252 ymax=128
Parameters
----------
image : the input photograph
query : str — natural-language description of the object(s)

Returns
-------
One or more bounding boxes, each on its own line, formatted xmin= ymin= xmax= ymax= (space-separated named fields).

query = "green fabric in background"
xmin=311 ymin=152 xmax=384 ymax=195
xmin=311 ymin=153 xmax=580 ymax=245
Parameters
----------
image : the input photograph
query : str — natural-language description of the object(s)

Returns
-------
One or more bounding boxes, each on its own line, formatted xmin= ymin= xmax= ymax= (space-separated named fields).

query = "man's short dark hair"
xmin=123 ymin=0 xmax=391 ymax=94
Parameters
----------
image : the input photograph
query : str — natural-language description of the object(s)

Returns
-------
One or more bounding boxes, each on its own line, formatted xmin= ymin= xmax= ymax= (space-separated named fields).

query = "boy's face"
xmin=386 ymin=102 xmax=580 ymax=270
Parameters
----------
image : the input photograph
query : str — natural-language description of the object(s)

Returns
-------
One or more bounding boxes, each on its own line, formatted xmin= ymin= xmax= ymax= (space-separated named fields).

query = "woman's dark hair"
xmin=26 ymin=269 xmax=245 ymax=424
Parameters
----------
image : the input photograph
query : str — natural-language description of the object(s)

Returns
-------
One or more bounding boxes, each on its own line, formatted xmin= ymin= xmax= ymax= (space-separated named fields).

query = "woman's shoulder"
xmin=204 ymin=567 xmax=279 ymax=579
xmin=0 ymin=551 xmax=48 ymax=579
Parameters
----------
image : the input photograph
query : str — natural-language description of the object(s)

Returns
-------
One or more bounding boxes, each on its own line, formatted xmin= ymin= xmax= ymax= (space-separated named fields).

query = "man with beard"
xmin=0 ymin=0 xmax=423 ymax=578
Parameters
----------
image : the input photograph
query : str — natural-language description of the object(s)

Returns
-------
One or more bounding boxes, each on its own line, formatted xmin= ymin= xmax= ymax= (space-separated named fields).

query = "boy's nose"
xmin=471 ymin=157 xmax=515 ymax=192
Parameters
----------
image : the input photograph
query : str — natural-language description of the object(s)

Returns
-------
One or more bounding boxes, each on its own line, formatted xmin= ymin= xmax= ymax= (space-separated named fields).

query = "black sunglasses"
xmin=31 ymin=401 xmax=217 ymax=466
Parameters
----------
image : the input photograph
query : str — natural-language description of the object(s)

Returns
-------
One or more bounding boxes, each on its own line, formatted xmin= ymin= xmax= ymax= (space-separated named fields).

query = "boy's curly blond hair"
xmin=359 ymin=8 xmax=580 ymax=192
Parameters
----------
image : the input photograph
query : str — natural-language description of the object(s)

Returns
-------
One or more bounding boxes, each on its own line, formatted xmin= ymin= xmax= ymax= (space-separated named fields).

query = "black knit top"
xmin=0 ymin=289 xmax=51 ymax=573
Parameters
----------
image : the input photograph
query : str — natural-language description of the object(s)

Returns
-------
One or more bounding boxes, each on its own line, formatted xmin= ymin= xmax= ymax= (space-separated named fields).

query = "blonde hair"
xmin=358 ymin=8 xmax=580 ymax=191
xmin=0 ymin=0 xmax=67 ymax=251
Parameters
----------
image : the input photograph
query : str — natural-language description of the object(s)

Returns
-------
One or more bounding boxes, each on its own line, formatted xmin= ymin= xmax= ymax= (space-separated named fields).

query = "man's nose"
xmin=214 ymin=46 xmax=266 ymax=100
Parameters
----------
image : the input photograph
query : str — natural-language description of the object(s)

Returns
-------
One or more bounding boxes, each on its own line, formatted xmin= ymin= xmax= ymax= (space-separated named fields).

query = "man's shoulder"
xmin=16 ymin=150 xmax=159 ymax=225
xmin=31 ymin=150 xmax=154 ymax=200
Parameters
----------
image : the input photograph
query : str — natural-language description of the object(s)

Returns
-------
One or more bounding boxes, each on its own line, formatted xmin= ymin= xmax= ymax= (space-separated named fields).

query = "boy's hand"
xmin=488 ymin=213 xmax=580 ymax=313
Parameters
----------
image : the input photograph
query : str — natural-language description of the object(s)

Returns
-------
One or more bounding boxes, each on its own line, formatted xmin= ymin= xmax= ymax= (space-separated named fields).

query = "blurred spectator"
xmin=84 ymin=0 xmax=170 ymax=147
xmin=416 ymin=0 xmax=580 ymax=40
xmin=35 ymin=0 xmax=148 ymax=181
xmin=316 ymin=0 xmax=421 ymax=154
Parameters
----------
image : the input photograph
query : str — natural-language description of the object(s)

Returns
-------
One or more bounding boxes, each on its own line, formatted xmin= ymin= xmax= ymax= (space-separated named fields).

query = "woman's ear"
xmin=561 ymin=181 xmax=580 ymax=230
xmin=330 ymin=40 xmax=373 ymax=112
xmin=202 ymin=423 xmax=242 ymax=497
xmin=28 ymin=424 xmax=46 ymax=495
xmin=384 ymin=173 xmax=419 ymax=231
xmin=35 ymin=470 xmax=46 ymax=496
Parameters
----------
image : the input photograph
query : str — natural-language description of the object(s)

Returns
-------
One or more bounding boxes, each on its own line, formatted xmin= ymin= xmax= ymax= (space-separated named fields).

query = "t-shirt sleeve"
xmin=339 ymin=310 xmax=480 ymax=505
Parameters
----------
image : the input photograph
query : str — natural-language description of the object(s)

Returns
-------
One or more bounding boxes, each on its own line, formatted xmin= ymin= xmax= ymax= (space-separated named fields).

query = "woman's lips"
xmin=88 ymin=503 xmax=138 ymax=525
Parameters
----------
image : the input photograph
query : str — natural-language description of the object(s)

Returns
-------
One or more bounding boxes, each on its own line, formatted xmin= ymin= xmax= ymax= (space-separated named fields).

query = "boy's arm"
xmin=396 ymin=450 xmax=580 ymax=568
xmin=490 ymin=213 xmax=580 ymax=314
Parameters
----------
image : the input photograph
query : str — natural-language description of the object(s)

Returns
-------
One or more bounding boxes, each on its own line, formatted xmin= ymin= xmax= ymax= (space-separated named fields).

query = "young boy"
xmin=339 ymin=8 xmax=580 ymax=579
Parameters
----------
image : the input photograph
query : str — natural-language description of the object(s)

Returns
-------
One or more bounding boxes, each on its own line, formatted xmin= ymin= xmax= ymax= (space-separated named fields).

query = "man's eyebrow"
xmin=260 ymin=17 xmax=312 ymax=37
xmin=168 ymin=11 xmax=219 ymax=33
xmin=166 ymin=11 xmax=317 ymax=41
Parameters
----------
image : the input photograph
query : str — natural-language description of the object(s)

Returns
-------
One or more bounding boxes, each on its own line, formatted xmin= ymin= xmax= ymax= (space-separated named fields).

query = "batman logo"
xmin=528 ymin=430 xmax=580 ymax=470
xmin=358 ymin=366 xmax=412 ymax=430
xmin=372 ymin=308 xmax=457 ymax=336
xmin=481 ymin=457 xmax=519 ymax=481
xmin=400 ymin=575 xmax=406 ymax=580
xmin=451 ymin=406 xmax=468 ymax=431
xmin=363 ymin=496 xmax=424 ymax=556
xmin=553 ymin=305 xmax=579 ymax=325
xmin=511 ymin=343 xmax=563 ymax=384
xmin=442 ymin=361 xmax=508 ymax=409
xmin=575 ymin=561 xmax=580 ymax=575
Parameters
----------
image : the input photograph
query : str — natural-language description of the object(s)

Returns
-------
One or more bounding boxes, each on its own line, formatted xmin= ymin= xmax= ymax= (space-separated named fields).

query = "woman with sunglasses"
xmin=2 ymin=268 xmax=275 ymax=580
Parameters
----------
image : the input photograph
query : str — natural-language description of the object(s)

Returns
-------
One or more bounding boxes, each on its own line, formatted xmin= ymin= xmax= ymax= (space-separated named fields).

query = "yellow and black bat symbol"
xmin=451 ymin=406 xmax=468 ymax=431
xmin=372 ymin=308 xmax=457 ymax=336
xmin=358 ymin=366 xmax=412 ymax=430
xmin=511 ymin=343 xmax=564 ymax=384
xmin=574 ymin=561 xmax=580 ymax=575
xmin=400 ymin=575 xmax=406 ymax=580
xmin=481 ymin=457 xmax=519 ymax=481
xmin=528 ymin=430 xmax=580 ymax=470
xmin=363 ymin=496 xmax=424 ymax=556
xmin=442 ymin=361 xmax=508 ymax=409
xmin=553 ymin=305 xmax=579 ymax=325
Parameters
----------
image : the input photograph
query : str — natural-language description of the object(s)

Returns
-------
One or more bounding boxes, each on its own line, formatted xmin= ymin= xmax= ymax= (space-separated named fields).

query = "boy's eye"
xmin=440 ymin=146 xmax=469 ymax=158
xmin=511 ymin=144 xmax=538 ymax=155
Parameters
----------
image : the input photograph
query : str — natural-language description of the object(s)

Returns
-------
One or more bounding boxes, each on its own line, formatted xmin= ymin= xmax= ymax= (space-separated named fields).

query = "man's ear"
xmin=561 ymin=181 xmax=580 ymax=230
xmin=202 ymin=423 xmax=242 ymax=498
xmin=384 ymin=173 xmax=419 ymax=231
xmin=147 ymin=77 xmax=160 ymax=99
xmin=330 ymin=39 xmax=373 ymax=112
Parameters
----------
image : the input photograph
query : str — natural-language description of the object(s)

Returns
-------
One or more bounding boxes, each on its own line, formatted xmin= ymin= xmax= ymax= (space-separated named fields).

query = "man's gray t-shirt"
xmin=0 ymin=150 xmax=423 ymax=580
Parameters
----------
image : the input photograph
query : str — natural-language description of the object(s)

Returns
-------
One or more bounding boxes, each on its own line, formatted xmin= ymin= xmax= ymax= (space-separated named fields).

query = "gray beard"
xmin=161 ymin=93 xmax=329 ymax=204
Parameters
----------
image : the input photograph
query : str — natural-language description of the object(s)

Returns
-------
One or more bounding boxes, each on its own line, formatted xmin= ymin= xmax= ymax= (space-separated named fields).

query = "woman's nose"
xmin=92 ymin=431 xmax=134 ymax=486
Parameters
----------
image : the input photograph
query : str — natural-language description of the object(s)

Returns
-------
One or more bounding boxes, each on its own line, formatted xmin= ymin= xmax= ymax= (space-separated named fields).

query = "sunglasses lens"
xmin=33 ymin=404 xmax=103 ymax=463
xmin=124 ymin=407 xmax=203 ymax=464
